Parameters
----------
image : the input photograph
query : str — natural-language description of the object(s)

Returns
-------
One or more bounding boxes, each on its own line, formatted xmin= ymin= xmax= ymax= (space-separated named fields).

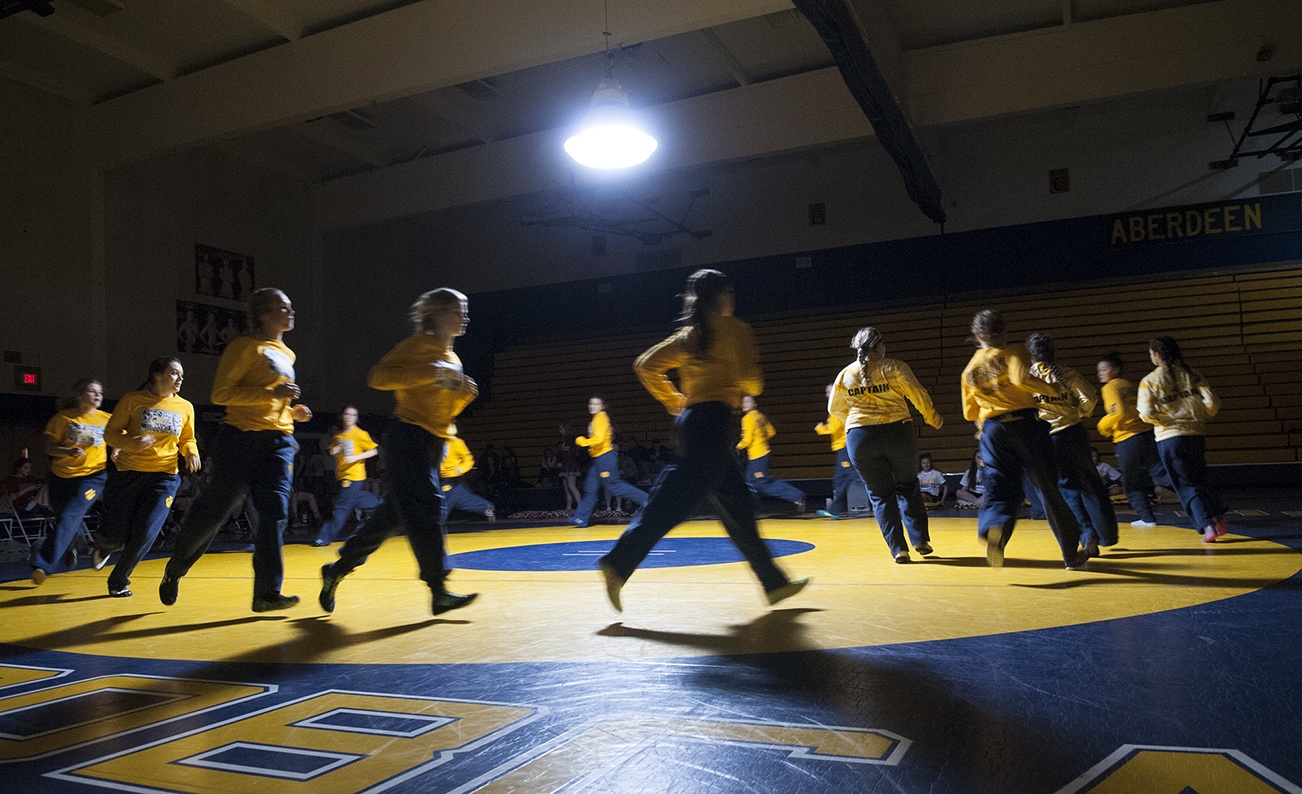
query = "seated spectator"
xmin=956 ymin=452 xmax=986 ymax=508
xmin=1091 ymin=447 xmax=1124 ymax=497
xmin=917 ymin=453 xmax=949 ymax=507
xmin=6 ymin=457 xmax=50 ymax=518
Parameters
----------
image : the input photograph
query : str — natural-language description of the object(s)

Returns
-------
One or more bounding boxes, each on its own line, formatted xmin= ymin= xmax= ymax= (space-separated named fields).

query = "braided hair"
xmin=1149 ymin=335 xmax=1193 ymax=393
xmin=850 ymin=327 xmax=884 ymax=373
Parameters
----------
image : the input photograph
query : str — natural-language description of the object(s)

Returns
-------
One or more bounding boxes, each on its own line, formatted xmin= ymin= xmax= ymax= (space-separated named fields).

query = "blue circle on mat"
xmin=448 ymin=538 xmax=815 ymax=572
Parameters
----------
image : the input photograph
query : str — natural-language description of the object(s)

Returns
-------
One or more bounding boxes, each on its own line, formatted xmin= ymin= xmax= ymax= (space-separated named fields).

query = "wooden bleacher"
xmin=459 ymin=264 xmax=1302 ymax=480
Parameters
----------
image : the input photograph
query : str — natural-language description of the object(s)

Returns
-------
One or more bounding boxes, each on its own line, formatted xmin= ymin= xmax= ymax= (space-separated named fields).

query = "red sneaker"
xmin=1201 ymin=526 xmax=1219 ymax=543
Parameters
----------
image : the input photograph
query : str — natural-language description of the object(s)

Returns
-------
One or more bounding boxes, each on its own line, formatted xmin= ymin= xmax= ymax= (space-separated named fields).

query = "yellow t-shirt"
xmin=576 ymin=411 xmax=613 ymax=458
xmin=961 ymin=344 xmax=1059 ymax=424
xmin=815 ymin=413 xmax=847 ymax=452
xmin=332 ymin=425 xmax=377 ymax=482
xmin=106 ymin=390 xmax=198 ymax=474
xmin=368 ymin=334 xmax=476 ymax=439
xmin=44 ymin=408 xmax=111 ymax=479
xmin=1029 ymin=362 xmax=1098 ymax=434
xmin=440 ymin=436 xmax=475 ymax=480
xmin=1097 ymin=378 xmax=1150 ymax=443
xmin=212 ymin=335 xmax=297 ymax=433
xmin=737 ymin=410 xmax=777 ymax=460
xmin=634 ymin=314 xmax=763 ymax=414
xmin=829 ymin=358 xmax=941 ymax=430
xmin=1138 ymin=366 xmax=1220 ymax=441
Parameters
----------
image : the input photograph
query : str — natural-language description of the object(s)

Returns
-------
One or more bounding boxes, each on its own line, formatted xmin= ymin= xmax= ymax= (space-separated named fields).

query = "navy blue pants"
xmin=1157 ymin=435 xmax=1225 ymax=530
xmin=847 ymin=421 xmax=929 ymax=556
xmin=827 ymin=447 xmax=856 ymax=515
xmin=574 ymin=450 xmax=648 ymax=525
xmin=333 ymin=421 xmax=450 ymax=590
xmin=1051 ymin=423 xmax=1120 ymax=547
xmin=314 ymin=479 xmax=379 ymax=544
xmin=441 ymin=480 xmax=492 ymax=520
xmin=32 ymin=471 xmax=105 ymax=574
xmin=601 ymin=402 xmax=790 ymax=593
xmin=166 ymin=426 xmax=296 ymax=598
xmin=743 ymin=454 xmax=805 ymax=505
xmin=978 ymin=409 xmax=1081 ymax=564
xmin=100 ymin=469 xmax=179 ymax=591
xmin=1115 ymin=430 xmax=1163 ymax=523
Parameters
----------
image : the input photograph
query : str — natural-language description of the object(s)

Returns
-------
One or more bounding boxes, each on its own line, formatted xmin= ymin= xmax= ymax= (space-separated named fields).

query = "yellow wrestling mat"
xmin=3 ymin=519 xmax=1298 ymax=665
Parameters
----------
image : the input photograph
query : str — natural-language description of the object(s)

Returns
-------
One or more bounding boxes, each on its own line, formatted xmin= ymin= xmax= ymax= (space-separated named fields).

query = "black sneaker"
xmin=894 ymin=552 xmax=911 ymax=564
xmin=431 ymin=589 xmax=478 ymax=615
xmin=252 ymin=593 xmax=300 ymax=612
xmin=319 ymin=564 xmax=343 ymax=613
xmin=109 ymin=587 xmax=132 ymax=598
xmin=158 ymin=575 xmax=179 ymax=606
xmin=1065 ymin=550 xmax=1090 ymax=570
xmin=915 ymin=542 xmax=934 ymax=555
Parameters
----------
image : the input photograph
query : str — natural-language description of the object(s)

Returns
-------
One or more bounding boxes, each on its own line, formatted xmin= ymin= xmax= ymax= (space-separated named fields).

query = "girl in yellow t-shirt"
xmin=161 ymin=288 xmax=312 ymax=612
xmin=320 ymin=288 xmax=480 ymax=617
xmin=30 ymin=378 xmax=111 ymax=585
xmin=830 ymin=327 xmax=943 ymax=563
xmin=1138 ymin=336 xmax=1227 ymax=543
xmin=93 ymin=358 xmax=200 ymax=598
xmin=960 ymin=310 xmax=1084 ymax=569
xmin=597 ymin=269 xmax=808 ymax=611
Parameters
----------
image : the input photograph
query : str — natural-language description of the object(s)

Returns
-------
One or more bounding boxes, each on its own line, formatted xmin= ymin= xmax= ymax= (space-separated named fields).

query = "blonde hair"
xmin=247 ymin=288 xmax=288 ymax=332
xmin=410 ymin=288 xmax=467 ymax=333
xmin=850 ymin=327 xmax=884 ymax=370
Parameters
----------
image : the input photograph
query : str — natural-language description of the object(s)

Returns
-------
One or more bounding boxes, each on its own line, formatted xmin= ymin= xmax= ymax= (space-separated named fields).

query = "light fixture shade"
xmin=565 ymin=77 xmax=658 ymax=169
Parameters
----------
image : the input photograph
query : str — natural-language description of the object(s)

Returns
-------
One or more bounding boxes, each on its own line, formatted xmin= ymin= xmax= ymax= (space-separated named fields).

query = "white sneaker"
xmin=1130 ymin=519 xmax=1157 ymax=528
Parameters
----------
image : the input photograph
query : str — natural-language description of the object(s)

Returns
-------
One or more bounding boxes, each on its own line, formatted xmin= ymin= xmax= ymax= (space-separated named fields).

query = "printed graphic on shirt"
xmin=433 ymin=361 xmax=463 ymax=391
xmin=264 ymin=347 xmax=295 ymax=382
xmin=66 ymin=422 xmax=106 ymax=447
xmin=966 ymin=357 xmax=1010 ymax=396
xmin=339 ymin=439 xmax=355 ymax=456
xmin=140 ymin=409 xmax=182 ymax=437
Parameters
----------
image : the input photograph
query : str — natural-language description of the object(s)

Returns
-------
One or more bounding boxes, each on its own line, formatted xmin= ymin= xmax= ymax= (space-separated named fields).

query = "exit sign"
xmin=15 ymin=366 xmax=41 ymax=391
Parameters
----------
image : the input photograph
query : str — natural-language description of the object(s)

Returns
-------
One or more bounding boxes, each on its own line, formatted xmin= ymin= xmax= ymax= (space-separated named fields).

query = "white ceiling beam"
xmin=315 ymin=67 xmax=873 ymax=230
xmin=296 ymin=117 xmax=390 ymax=169
xmin=17 ymin=12 xmax=176 ymax=82
xmin=88 ymin=0 xmax=793 ymax=166
xmin=902 ymin=0 xmax=1302 ymax=128
xmin=0 ymin=59 xmax=95 ymax=105
xmin=219 ymin=0 xmax=304 ymax=42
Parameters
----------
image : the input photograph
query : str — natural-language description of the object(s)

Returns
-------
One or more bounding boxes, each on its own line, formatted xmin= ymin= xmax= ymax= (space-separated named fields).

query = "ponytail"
xmin=678 ymin=269 xmax=732 ymax=359
xmin=850 ymin=327 xmax=884 ymax=372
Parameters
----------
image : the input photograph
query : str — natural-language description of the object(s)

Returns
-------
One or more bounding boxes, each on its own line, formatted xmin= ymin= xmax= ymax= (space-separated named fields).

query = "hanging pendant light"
xmin=564 ymin=2 xmax=658 ymax=169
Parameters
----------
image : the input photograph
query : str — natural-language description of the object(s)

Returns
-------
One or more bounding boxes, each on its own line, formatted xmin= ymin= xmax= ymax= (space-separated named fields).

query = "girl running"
xmin=960 ymin=310 xmax=1084 ymax=569
xmin=598 ymin=269 xmax=809 ymax=611
xmin=93 ymin=358 xmax=200 ymax=597
xmin=830 ymin=327 xmax=943 ymax=562
xmin=31 ymin=378 xmax=111 ymax=584
xmin=1138 ymin=336 xmax=1227 ymax=542
xmin=319 ymin=288 xmax=480 ymax=615
xmin=160 ymin=288 xmax=312 ymax=612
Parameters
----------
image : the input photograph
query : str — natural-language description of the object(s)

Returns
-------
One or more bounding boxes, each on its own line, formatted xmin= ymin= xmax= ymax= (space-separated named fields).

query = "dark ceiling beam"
xmin=791 ymin=0 xmax=945 ymax=224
